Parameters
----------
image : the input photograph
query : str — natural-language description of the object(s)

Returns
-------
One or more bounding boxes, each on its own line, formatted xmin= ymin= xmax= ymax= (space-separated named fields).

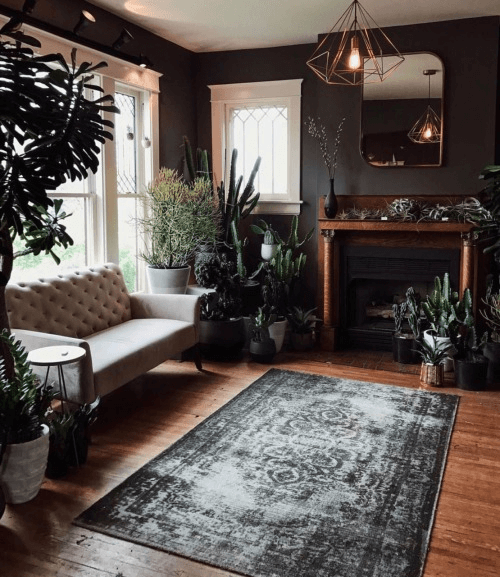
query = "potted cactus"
xmin=251 ymin=220 xmax=281 ymax=261
xmin=392 ymin=287 xmax=422 ymax=364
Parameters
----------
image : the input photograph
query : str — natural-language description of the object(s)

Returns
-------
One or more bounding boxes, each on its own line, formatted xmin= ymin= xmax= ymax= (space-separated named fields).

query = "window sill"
xmin=254 ymin=200 xmax=303 ymax=215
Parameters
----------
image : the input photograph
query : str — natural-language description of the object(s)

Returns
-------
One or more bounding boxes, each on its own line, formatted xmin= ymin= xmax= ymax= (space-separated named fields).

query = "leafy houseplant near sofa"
xmin=0 ymin=332 xmax=53 ymax=504
xmin=139 ymin=168 xmax=220 ymax=294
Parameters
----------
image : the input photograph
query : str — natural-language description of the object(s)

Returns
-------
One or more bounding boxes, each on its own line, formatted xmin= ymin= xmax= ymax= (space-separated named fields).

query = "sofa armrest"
xmin=130 ymin=293 xmax=200 ymax=331
xmin=12 ymin=329 xmax=96 ymax=405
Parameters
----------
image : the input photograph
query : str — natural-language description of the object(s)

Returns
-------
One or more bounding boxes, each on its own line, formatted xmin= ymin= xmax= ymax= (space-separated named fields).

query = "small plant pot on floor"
xmin=249 ymin=338 xmax=276 ymax=363
xmin=290 ymin=332 xmax=315 ymax=351
xmin=483 ymin=342 xmax=500 ymax=384
xmin=420 ymin=363 xmax=445 ymax=387
xmin=455 ymin=356 xmax=489 ymax=391
xmin=423 ymin=330 xmax=454 ymax=372
xmin=392 ymin=334 xmax=419 ymax=364
xmin=268 ymin=319 xmax=288 ymax=353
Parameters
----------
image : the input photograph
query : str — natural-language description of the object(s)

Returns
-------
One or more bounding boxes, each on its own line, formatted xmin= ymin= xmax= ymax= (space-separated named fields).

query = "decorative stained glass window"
xmin=230 ymin=105 xmax=288 ymax=196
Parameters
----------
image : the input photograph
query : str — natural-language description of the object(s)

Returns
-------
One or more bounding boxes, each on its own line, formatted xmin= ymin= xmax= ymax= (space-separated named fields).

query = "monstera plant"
xmin=0 ymin=27 xmax=118 ymax=374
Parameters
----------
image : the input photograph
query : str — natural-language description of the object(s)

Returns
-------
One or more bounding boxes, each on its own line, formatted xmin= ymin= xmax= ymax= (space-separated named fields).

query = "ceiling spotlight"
xmin=112 ymin=28 xmax=134 ymax=51
xmin=139 ymin=54 xmax=153 ymax=69
xmin=73 ymin=11 xmax=96 ymax=36
xmin=22 ymin=0 xmax=38 ymax=14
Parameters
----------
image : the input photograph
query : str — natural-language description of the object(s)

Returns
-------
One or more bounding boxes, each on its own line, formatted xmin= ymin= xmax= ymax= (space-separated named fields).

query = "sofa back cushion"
xmin=6 ymin=263 xmax=132 ymax=338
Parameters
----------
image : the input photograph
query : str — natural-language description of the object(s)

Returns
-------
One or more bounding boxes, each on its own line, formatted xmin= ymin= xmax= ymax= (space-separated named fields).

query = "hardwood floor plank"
xmin=1 ymin=352 xmax=498 ymax=577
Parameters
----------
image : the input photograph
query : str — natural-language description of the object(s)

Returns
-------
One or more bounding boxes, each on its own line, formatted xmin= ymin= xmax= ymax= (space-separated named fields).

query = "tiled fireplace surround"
xmin=317 ymin=196 xmax=484 ymax=351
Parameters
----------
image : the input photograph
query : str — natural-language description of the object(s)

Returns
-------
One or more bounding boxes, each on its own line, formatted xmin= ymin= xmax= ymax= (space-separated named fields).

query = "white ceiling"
xmin=85 ymin=0 xmax=499 ymax=53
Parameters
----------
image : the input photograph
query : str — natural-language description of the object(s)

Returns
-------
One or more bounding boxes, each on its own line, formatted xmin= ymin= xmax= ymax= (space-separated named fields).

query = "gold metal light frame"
xmin=307 ymin=0 xmax=404 ymax=86
xmin=408 ymin=69 xmax=441 ymax=143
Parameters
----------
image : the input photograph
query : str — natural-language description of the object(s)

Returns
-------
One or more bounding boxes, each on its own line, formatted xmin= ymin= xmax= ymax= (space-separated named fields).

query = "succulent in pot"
xmin=417 ymin=335 xmax=450 ymax=387
xmin=287 ymin=306 xmax=321 ymax=351
xmin=251 ymin=220 xmax=281 ymax=261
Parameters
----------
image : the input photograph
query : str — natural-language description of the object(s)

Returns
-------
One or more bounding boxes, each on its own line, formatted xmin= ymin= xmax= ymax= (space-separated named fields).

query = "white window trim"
xmin=209 ymin=79 xmax=303 ymax=215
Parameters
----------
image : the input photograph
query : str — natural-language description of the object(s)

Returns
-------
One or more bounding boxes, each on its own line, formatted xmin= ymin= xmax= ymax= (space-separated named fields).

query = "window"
xmin=210 ymin=79 xmax=303 ymax=215
xmin=9 ymin=20 xmax=161 ymax=290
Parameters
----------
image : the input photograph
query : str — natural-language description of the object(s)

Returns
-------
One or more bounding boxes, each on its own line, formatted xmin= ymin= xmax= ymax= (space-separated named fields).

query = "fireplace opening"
xmin=340 ymin=246 xmax=460 ymax=351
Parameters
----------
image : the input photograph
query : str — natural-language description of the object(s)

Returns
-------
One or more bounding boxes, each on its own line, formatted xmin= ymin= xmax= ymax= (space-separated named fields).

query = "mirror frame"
xmin=360 ymin=51 xmax=444 ymax=168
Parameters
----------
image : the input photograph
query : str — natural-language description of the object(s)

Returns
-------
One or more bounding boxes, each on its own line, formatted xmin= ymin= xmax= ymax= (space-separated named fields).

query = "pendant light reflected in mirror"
xmin=307 ymin=0 xmax=404 ymax=86
xmin=408 ymin=69 xmax=441 ymax=143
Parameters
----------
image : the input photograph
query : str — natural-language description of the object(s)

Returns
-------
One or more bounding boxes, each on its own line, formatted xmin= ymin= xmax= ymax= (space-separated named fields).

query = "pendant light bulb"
xmin=348 ymin=36 xmax=361 ymax=70
xmin=423 ymin=126 xmax=432 ymax=140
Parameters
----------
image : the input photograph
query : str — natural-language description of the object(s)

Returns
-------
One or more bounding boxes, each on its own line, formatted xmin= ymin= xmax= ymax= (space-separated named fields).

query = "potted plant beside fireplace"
xmin=392 ymin=287 xmax=422 ymax=364
xmin=481 ymin=290 xmax=500 ymax=383
xmin=418 ymin=335 xmax=449 ymax=387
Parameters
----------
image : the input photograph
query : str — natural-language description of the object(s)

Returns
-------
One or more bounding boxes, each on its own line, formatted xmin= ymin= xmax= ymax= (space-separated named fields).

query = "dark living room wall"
xmin=194 ymin=17 xmax=500 ymax=306
xmin=0 ymin=0 xmax=198 ymax=169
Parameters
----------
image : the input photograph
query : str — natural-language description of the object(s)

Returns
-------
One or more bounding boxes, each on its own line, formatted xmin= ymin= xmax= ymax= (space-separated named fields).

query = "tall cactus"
xmin=406 ymin=287 xmax=422 ymax=340
xmin=183 ymin=136 xmax=210 ymax=183
xmin=421 ymin=273 xmax=459 ymax=337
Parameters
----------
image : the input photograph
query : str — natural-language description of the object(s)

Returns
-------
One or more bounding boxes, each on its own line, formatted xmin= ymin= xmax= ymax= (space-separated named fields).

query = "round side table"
xmin=28 ymin=345 xmax=86 ymax=410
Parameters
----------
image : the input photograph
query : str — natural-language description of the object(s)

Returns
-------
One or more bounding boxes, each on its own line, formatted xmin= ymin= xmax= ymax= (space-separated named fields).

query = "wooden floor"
xmin=1 ymin=350 xmax=499 ymax=577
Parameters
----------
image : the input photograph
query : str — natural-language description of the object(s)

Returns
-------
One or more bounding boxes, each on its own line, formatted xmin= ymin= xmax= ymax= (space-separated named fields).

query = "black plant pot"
xmin=483 ymin=342 xmax=500 ymax=383
xmin=455 ymin=356 xmax=489 ymax=391
xmin=67 ymin=434 xmax=89 ymax=467
xmin=392 ymin=334 xmax=419 ymax=364
xmin=249 ymin=338 xmax=276 ymax=364
xmin=46 ymin=451 xmax=70 ymax=479
xmin=199 ymin=318 xmax=246 ymax=360
xmin=241 ymin=280 xmax=261 ymax=316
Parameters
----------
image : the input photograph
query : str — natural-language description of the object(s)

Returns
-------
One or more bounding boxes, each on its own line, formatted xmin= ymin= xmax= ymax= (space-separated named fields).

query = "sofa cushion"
xmin=6 ymin=264 xmax=132 ymax=338
xmin=85 ymin=318 xmax=196 ymax=397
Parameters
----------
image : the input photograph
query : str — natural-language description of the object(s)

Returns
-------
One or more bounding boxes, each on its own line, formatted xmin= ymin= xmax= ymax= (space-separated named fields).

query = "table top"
xmin=28 ymin=345 xmax=86 ymax=367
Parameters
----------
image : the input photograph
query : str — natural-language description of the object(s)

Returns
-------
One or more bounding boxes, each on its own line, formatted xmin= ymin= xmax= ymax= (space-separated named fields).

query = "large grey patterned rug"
xmin=75 ymin=369 xmax=459 ymax=577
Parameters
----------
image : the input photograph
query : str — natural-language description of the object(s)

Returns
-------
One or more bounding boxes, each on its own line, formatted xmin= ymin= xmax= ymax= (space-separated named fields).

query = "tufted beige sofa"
xmin=6 ymin=263 xmax=201 ymax=405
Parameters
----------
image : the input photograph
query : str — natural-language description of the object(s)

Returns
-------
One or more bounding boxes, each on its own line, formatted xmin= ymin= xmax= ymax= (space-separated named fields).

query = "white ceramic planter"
xmin=268 ymin=319 xmax=288 ymax=353
xmin=261 ymin=243 xmax=278 ymax=261
xmin=0 ymin=424 xmax=49 ymax=504
xmin=147 ymin=265 xmax=191 ymax=294
xmin=423 ymin=329 xmax=454 ymax=372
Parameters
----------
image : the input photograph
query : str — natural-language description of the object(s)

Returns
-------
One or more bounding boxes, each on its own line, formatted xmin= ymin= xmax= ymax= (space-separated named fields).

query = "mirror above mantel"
xmin=361 ymin=53 xmax=444 ymax=168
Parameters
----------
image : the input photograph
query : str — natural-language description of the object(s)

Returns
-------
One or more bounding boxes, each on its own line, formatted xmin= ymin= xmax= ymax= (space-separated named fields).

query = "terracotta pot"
xmin=420 ymin=363 xmax=445 ymax=387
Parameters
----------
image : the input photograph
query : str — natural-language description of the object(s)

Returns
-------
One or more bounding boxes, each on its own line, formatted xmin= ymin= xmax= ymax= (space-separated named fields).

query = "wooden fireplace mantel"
xmin=317 ymin=196 xmax=481 ymax=351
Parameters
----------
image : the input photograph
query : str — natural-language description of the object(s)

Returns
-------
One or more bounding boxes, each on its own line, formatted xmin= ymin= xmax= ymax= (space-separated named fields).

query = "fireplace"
xmin=317 ymin=195 xmax=482 ymax=351
xmin=340 ymin=246 xmax=460 ymax=350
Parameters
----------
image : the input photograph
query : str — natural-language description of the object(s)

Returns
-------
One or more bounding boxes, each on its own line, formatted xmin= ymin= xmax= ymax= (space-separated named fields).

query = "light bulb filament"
xmin=348 ymin=36 xmax=361 ymax=70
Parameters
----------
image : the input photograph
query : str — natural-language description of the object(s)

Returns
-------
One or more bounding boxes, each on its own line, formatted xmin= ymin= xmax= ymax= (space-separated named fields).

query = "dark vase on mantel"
xmin=324 ymin=178 xmax=338 ymax=219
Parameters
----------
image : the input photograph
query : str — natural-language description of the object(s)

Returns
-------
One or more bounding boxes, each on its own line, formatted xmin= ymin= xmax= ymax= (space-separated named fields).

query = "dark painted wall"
xmin=195 ymin=17 xmax=500 ymax=307
xmin=0 ymin=0 xmax=198 ymax=169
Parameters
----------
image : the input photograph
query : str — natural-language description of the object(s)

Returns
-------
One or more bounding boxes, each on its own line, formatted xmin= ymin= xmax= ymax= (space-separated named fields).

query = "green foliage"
xmin=199 ymin=252 xmax=241 ymax=321
xmin=0 ymin=331 xmax=53 ymax=445
xmin=475 ymin=165 xmax=500 ymax=255
xmin=231 ymin=220 xmax=247 ymax=279
xmin=392 ymin=301 xmax=408 ymax=335
xmin=138 ymin=168 xmax=220 ymax=268
xmin=406 ymin=287 xmax=422 ymax=340
xmin=217 ymin=149 xmax=261 ymax=246
xmin=421 ymin=273 xmax=460 ymax=338
xmin=183 ymin=136 xmax=210 ymax=183
xmin=251 ymin=220 xmax=281 ymax=245
xmin=249 ymin=307 xmax=277 ymax=342
xmin=417 ymin=335 xmax=450 ymax=365
xmin=287 ymin=307 xmax=321 ymax=335
xmin=481 ymin=291 xmax=500 ymax=342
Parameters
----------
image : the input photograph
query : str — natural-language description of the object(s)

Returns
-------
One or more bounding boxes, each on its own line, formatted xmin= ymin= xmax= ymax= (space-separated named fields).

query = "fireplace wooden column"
xmin=317 ymin=196 xmax=481 ymax=351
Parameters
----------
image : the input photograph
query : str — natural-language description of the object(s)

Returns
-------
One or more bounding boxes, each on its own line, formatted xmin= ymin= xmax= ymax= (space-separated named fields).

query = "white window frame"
xmin=2 ymin=16 xmax=162 ymax=291
xmin=209 ymin=79 xmax=303 ymax=215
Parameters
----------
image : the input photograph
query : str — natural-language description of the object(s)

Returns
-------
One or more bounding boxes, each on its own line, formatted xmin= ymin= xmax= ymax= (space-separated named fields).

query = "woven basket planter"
xmin=420 ymin=363 xmax=445 ymax=387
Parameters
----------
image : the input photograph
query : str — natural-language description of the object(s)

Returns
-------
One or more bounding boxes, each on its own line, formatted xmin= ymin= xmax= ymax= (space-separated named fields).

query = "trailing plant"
xmin=0 ymin=331 xmax=53 ymax=451
xmin=138 ymin=168 xmax=220 ymax=268
xmin=287 ymin=307 xmax=321 ymax=335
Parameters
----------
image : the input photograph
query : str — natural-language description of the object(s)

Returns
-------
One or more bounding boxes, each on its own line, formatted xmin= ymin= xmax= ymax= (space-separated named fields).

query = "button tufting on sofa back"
xmin=6 ymin=263 xmax=132 ymax=338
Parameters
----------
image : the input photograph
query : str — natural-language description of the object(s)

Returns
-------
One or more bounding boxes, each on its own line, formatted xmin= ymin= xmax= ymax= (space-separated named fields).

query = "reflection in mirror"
xmin=361 ymin=53 xmax=443 ymax=167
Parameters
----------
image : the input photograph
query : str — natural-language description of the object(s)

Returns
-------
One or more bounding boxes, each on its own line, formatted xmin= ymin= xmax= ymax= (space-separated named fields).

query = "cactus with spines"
xmin=406 ymin=287 xmax=422 ymax=340
xmin=392 ymin=300 xmax=408 ymax=335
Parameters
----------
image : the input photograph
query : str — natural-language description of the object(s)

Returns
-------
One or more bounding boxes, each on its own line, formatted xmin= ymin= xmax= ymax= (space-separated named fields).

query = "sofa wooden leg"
xmin=193 ymin=344 xmax=203 ymax=371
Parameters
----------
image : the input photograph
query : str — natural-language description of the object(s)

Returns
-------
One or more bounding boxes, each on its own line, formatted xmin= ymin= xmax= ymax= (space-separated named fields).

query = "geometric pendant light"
xmin=306 ymin=0 xmax=405 ymax=86
xmin=407 ymin=70 xmax=441 ymax=143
